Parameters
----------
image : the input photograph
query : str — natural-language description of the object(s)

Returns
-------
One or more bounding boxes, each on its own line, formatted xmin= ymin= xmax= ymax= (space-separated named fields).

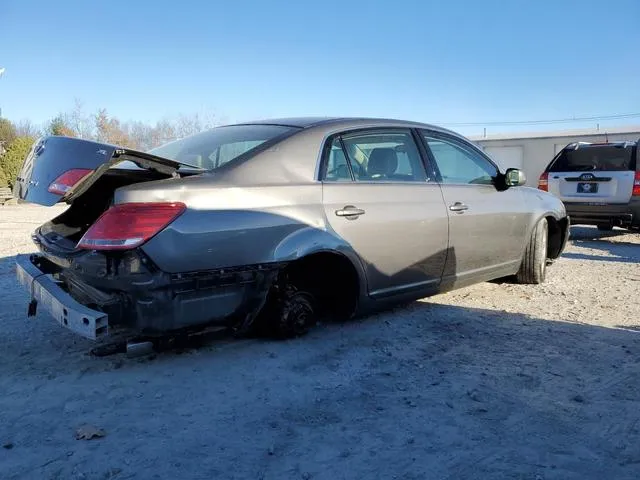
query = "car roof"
xmin=565 ymin=140 xmax=637 ymax=150
xmin=230 ymin=116 xmax=456 ymax=133
xmin=209 ymin=116 xmax=478 ymax=186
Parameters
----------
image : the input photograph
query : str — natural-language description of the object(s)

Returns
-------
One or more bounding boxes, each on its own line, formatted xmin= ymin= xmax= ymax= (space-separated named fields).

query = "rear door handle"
xmin=449 ymin=202 xmax=468 ymax=212
xmin=335 ymin=205 xmax=365 ymax=219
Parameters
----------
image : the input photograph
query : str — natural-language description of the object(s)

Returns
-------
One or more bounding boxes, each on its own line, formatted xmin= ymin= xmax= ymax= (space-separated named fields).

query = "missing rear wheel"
xmin=253 ymin=283 xmax=317 ymax=339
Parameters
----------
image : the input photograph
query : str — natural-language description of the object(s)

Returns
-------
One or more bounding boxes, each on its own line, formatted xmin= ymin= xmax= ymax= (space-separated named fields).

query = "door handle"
xmin=335 ymin=205 xmax=365 ymax=219
xmin=449 ymin=202 xmax=468 ymax=212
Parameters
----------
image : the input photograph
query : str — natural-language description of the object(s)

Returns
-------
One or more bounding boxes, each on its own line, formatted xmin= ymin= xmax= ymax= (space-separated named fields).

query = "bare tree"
xmin=14 ymin=119 xmax=42 ymax=138
xmin=6 ymin=99 xmax=224 ymax=151
xmin=69 ymin=98 xmax=94 ymax=139
xmin=48 ymin=114 xmax=76 ymax=137
xmin=152 ymin=119 xmax=177 ymax=148
xmin=123 ymin=121 xmax=152 ymax=150
xmin=173 ymin=113 xmax=203 ymax=139
xmin=173 ymin=111 xmax=222 ymax=138
xmin=94 ymin=109 xmax=134 ymax=147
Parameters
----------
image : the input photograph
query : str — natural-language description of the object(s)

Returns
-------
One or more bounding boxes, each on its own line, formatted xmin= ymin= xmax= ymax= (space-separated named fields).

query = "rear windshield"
xmin=148 ymin=124 xmax=299 ymax=170
xmin=548 ymin=145 xmax=636 ymax=172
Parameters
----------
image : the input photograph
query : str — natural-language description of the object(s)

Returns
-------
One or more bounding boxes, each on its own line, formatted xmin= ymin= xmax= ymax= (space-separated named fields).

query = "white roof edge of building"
xmin=469 ymin=125 xmax=640 ymax=142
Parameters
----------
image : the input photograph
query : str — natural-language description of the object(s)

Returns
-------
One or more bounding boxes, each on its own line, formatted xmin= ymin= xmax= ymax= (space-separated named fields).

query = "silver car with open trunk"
xmin=13 ymin=117 xmax=569 ymax=343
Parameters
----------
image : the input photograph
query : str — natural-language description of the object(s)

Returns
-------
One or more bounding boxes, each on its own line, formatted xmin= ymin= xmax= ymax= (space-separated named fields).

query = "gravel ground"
xmin=1 ymin=204 xmax=639 ymax=480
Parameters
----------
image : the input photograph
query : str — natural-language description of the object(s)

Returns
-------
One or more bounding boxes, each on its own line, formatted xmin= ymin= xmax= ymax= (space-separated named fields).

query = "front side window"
xmin=421 ymin=132 xmax=497 ymax=185
xmin=148 ymin=124 xmax=299 ymax=170
xmin=323 ymin=129 xmax=427 ymax=182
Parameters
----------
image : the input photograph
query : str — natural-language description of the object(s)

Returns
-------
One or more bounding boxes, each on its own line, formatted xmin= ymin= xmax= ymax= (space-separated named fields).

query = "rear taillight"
xmin=538 ymin=172 xmax=549 ymax=191
xmin=47 ymin=169 xmax=94 ymax=195
xmin=633 ymin=172 xmax=640 ymax=196
xmin=77 ymin=202 xmax=186 ymax=250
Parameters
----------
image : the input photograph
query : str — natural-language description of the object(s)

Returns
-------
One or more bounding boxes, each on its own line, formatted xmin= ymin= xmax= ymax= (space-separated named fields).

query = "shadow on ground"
xmin=2 ymin=225 xmax=640 ymax=479
xmin=2 ymin=293 xmax=640 ymax=479
xmin=0 ymin=254 xmax=17 ymax=276
xmin=562 ymin=227 xmax=640 ymax=265
xmin=568 ymin=226 xmax=634 ymax=241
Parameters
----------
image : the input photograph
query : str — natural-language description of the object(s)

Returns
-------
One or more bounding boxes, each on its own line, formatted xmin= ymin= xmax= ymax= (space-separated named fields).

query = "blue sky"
xmin=1 ymin=0 xmax=639 ymax=136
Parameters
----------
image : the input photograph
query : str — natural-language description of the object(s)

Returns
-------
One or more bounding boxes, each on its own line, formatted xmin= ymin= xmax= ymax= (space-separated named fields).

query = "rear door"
xmin=13 ymin=136 xmax=197 ymax=206
xmin=546 ymin=144 xmax=636 ymax=204
xmin=419 ymin=130 xmax=530 ymax=288
xmin=321 ymin=128 xmax=449 ymax=298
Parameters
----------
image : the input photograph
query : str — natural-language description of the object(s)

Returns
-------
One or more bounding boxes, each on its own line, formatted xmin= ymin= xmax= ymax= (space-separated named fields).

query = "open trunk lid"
xmin=14 ymin=136 xmax=203 ymax=206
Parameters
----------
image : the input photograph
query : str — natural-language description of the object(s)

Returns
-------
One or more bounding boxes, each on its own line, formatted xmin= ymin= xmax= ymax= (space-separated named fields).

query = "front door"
xmin=419 ymin=130 xmax=530 ymax=288
xmin=321 ymin=128 xmax=449 ymax=297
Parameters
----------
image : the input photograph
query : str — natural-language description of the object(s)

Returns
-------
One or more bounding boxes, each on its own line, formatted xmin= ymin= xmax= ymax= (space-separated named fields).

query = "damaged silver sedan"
xmin=13 ymin=117 xmax=569 ymax=342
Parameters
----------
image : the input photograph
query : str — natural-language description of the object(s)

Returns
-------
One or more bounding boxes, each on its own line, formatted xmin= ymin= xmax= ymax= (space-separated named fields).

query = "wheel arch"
xmin=280 ymin=249 xmax=363 ymax=321
xmin=273 ymin=227 xmax=368 ymax=293
xmin=544 ymin=214 xmax=570 ymax=260
xmin=522 ymin=210 xmax=569 ymax=261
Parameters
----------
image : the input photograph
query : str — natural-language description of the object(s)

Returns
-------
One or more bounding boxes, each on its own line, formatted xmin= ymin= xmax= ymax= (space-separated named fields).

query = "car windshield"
xmin=549 ymin=145 xmax=636 ymax=172
xmin=147 ymin=124 xmax=299 ymax=170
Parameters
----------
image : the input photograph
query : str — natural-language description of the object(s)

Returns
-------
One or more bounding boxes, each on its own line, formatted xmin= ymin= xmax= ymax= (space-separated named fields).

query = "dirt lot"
xmin=1 ymin=205 xmax=639 ymax=480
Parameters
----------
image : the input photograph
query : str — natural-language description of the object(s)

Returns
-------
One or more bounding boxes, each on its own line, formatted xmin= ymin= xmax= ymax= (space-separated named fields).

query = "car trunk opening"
xmin=38 ymin=168 xmax=191 ymax=251
xmin=14 ymin=136 xmax=202 ymax=252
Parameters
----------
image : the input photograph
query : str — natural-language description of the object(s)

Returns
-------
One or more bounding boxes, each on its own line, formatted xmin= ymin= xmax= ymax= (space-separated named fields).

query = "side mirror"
xmin=504 ymin=168 xmax=526 ymax=187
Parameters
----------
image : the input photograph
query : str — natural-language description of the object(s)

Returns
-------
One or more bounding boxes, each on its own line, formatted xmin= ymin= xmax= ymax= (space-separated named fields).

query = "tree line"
xmin=0 ymin=100 xmax=221 ymax=189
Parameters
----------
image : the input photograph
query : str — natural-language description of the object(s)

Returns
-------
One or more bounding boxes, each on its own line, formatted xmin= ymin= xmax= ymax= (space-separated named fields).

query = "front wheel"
xmin=516 ymin=218 xmax=548 ymax=284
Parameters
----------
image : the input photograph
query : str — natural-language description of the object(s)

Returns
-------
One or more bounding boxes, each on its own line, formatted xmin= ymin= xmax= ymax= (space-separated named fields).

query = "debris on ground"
xmin=75 ymin=425 xmax=106 ymax=441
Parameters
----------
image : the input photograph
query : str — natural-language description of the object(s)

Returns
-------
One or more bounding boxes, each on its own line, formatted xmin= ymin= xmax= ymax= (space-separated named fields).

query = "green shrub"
xmin=0 ymin=136 xmax=34 ymax=189
xmin=0 ymin=166 xmax=8 ymax=188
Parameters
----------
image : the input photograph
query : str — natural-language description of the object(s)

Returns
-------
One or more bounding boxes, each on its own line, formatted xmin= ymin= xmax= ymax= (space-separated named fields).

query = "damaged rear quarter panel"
xmin=126 ymin=182 xmax=350 ymax=274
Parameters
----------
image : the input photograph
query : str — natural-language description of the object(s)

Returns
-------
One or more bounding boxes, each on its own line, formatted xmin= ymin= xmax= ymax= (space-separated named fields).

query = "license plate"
xmin=577 ymin=182 xmax=598 ymax=193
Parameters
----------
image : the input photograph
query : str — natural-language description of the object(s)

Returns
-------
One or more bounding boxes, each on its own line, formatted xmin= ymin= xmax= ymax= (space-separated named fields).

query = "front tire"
xmin=516 ymin=218 xmax=548 ymax=284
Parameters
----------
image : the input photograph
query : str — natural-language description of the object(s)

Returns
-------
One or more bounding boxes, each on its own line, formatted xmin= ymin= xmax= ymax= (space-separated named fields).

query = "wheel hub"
xmin=279 ymin=291 xmax=315 ymax=337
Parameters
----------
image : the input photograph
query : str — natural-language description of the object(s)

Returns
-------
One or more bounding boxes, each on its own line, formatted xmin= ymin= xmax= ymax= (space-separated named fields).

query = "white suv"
xmin=538 ymin=140 xmax=640 ymax=231
xmin=538 ymin=142 xmax=640 ymax=230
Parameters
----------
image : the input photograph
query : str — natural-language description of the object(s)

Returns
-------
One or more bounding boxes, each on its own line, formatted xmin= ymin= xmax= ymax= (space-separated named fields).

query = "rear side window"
xmin=324 ymin=138 xmax=353 ymax=181
xmin=548 ymin=145 xmax=637 ymax=172
xmin=323 ymin=129 xmax=428 ymax=182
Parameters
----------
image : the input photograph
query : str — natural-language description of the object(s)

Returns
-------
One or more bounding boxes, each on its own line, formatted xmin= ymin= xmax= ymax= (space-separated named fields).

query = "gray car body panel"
xmin=15 ymin=117 xmax=569 ymax=337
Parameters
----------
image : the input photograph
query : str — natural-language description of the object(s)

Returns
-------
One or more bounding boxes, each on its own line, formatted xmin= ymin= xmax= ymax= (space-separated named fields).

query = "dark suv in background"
xmin=538 ymin=140 xmax=640 ymax=231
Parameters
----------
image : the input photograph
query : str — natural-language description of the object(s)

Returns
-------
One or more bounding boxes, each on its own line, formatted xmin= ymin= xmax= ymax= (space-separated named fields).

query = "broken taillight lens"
xmin=538 ymin=172 xmax=549 ymax=191
xmin=47 ymin=168 xmax=94 ymax=195
xmin=633 ymin=171 xmax=640 ymax=196
xmin=77 ymin=202 xmax=186 ymax=250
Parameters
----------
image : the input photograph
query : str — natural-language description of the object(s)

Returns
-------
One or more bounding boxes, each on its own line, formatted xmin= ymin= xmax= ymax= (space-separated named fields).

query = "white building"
xmin=470 ymin=126 xmax=640 ymax=186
